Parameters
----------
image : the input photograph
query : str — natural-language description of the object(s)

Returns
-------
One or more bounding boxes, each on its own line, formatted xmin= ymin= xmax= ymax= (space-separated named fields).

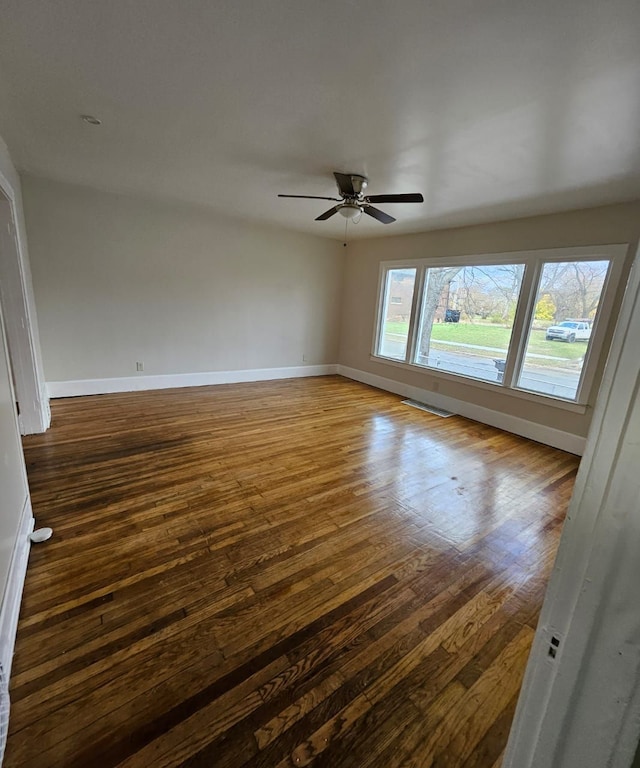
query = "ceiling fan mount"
xmin=344 ymin=174 xmax=368 ymax=197
xmin=278 ymin=172 xmax=423 ymax=224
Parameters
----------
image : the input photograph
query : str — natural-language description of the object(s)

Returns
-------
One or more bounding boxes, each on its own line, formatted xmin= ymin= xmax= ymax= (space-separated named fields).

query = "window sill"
xmin=369 ymin=354 xmax=589 ymax=415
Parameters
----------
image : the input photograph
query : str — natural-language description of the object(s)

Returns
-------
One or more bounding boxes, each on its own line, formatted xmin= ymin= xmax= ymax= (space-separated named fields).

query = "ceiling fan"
xmin=278 ymin=172 xmax=424 ymax=224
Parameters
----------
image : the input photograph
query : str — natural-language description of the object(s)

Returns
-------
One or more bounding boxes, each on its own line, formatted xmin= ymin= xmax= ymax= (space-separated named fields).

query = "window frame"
xmin=371 ymin=244 xmax=628 ymax=411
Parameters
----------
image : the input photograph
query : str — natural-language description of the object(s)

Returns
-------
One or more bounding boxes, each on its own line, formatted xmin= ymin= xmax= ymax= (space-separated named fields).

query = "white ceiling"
xmin=0 ymin=0 xmax=639 ymax=239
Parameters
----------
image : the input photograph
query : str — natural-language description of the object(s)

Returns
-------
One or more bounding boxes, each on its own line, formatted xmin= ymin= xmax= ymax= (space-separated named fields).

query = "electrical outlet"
xmin=136 ymin=362 xmax=144 ymax=372
xmin=548 ymin=634 xmax=561 ymax=659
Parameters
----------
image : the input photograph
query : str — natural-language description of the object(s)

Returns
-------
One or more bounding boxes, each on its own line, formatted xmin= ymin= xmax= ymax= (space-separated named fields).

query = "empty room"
xmin=1 ymin=1 xmax=640 ymax=767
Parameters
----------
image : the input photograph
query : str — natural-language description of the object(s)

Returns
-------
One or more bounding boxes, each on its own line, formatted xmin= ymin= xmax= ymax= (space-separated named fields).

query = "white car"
xmin=545 ymin=320 xmax=591 ymax=343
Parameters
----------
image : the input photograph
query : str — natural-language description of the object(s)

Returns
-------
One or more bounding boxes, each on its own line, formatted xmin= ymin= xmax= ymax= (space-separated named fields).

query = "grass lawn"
xmin=383 ymin=321 xmax=587 ymax=362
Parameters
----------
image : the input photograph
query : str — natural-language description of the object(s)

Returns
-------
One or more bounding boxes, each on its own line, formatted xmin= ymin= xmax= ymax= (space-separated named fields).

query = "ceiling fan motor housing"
xmin=337 ymin=175 xmax=368 ymax=218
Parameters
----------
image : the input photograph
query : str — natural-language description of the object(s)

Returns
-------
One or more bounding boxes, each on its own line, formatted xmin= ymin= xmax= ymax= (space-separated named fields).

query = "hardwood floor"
xmin=6 ymin=375 xmax=579 ymax=767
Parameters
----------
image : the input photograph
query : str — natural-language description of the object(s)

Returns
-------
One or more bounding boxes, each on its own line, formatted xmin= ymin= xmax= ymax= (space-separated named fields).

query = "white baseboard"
xmin=47 ymin=364 xmax=339 ymax=399
xmin=46 ymin=362 xmax=584 ymax=452
xmin=0 ymin=497 xmax=34 ymax=680
xmin=337 ymin=365 xmax=586 ymax=455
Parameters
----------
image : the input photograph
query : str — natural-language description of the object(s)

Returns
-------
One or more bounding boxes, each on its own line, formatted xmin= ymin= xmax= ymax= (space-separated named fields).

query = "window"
xmin=373 ymin=247 xmax=624 ymax=406
xmin=414 ymin=264 xmax=524 ymax=383
xmin=516 ymin=259 xmax=610 ymax=400
xmin=376 ymin=268 xmax=416 ymax=361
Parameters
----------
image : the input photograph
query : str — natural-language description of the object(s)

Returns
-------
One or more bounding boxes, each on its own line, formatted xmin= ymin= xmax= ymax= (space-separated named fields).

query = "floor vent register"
xmin=402 ymin=399 xmax=455 ymax=418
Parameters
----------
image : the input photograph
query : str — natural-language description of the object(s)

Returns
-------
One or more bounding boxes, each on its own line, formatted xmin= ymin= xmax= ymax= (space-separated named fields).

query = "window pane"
xmin=516 ymin=259 xmax=610 ymax=400
xmin=413 ymin=264 xmax=524 ymax=383
xmin=377 ymin=268 xmax=416 ymax=360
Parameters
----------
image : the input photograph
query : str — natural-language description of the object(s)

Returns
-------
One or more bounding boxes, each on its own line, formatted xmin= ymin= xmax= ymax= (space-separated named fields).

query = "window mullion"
xmin=371 ymin=265 xmax=388 ymax=357
xmin=406 ymin=265 xmax=426 ymax=363
xmin=502 ymin=261 xmax=541 ymax=387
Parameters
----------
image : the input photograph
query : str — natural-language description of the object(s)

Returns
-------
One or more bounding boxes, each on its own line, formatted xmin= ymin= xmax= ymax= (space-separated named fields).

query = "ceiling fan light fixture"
xmin=338 ymin=203 xmax=362 ymax=220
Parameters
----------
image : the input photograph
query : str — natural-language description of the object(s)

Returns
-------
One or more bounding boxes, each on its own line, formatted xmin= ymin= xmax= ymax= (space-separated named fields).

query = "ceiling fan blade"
xmin=366 ymin=193 xmax=424 ymax=204
xmin=278 ymin=194 xmax=341 ymax=201
xmin=315 ymin=206 xmax=341 ymax=221
xmin=363 ymin=205 xmax=396 ymax=224
xmin=333 ymin=172 xmax=355 ymax=197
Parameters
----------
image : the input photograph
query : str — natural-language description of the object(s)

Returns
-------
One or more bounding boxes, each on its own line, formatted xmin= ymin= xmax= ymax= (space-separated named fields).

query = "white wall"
xmin=0 ymin=136 xmax=31 ymax=558
xmin=0 ymin=298 xmax=28 ymax=609
xmin=0 ymin=135 xmax=36 ymax=677
xmin=22 ymin=175 xmax=344 ymax=388
xmin=338 ymin=202 xmax=640 ymax=447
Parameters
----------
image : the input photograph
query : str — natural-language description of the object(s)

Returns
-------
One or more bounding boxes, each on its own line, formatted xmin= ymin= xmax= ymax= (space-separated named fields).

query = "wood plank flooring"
xmin=6 ymin=375 xmax=579 ymax=767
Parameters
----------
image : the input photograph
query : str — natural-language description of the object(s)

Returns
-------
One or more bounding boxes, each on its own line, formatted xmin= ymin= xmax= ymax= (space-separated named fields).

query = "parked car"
xmin=545 ymin=320 xmax=591 ymax=343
